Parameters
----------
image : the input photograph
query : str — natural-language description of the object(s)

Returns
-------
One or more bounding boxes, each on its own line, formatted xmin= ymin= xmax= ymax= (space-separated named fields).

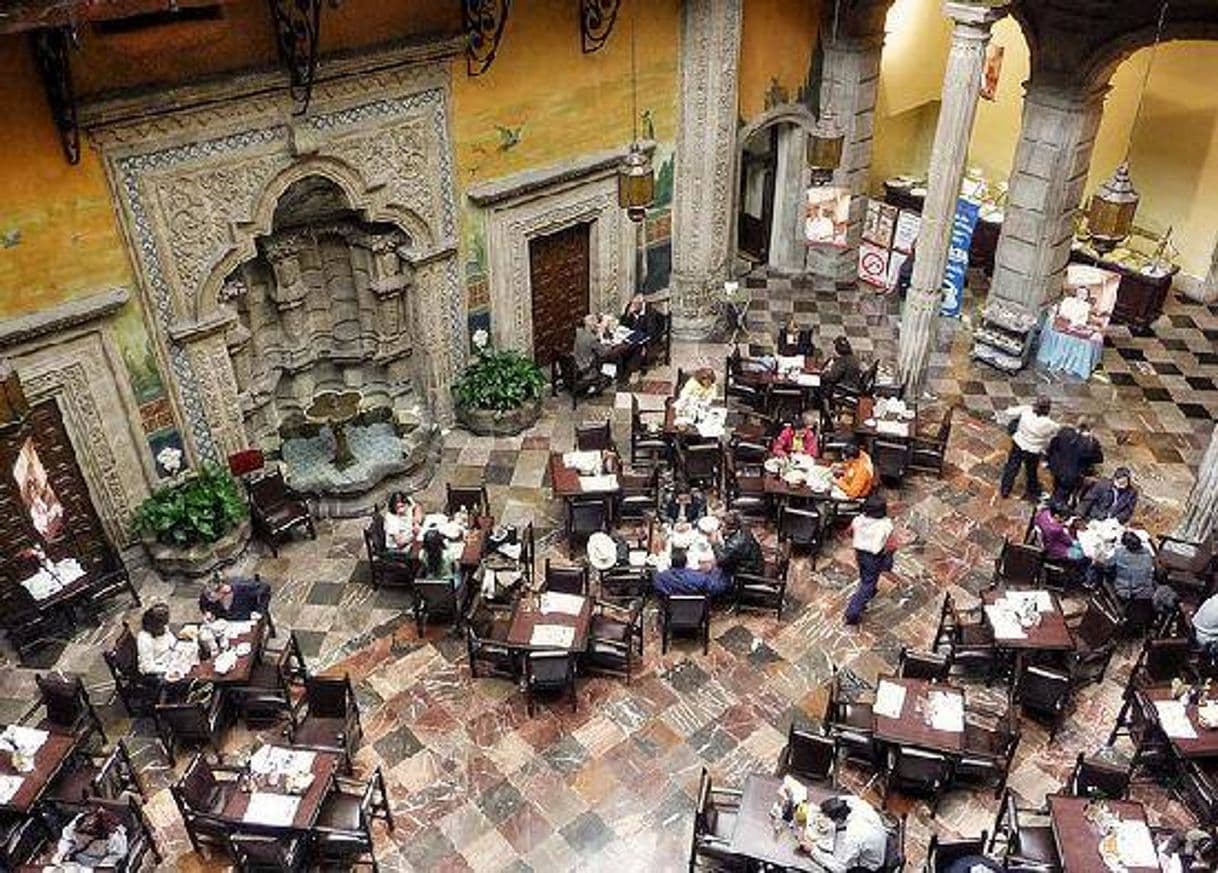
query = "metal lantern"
xmin=807 ymin=105 xmax=845 ymax=185
xmin=0 ymin=358 xmax=30 ymax=431
xmin=617 ymin=144 xmax=655 ymax=223
xmin=1087 ymin=162 xmax=1140 ymax=253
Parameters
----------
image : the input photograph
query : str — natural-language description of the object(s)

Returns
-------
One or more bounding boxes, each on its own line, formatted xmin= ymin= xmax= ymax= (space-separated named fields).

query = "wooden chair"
xmin=171 ymin=753 xmax=244 ymax=857
xmin=362 ymin=513 xmax=416 ymax=589
xmin=924 ymin=831 xmax=989 ymax=873
xmin=552 ymin=352 xmax=611 ymax=409
xmin=873 ymin=439 xmax=911 ymax=487
xmin=0 ymin=581 xmax=69 ymax=665
xmin=236 ymin=630 xmax=309 ymax=724
xmin=898 ymin=648 xmax=951 ymax=683
xmin=992 ymin=538 xmax=1044 ymax=589
xmin=584 ymin=599 xmax=644 ymax=683
xmin=884 ymin=745 xmax=951 ymax=815
xmin=677 ymin=441 xmax=722 ymax=491
xmin=74 ymin=547 xmax=142 ymax=622
xmin=154 ymin=687 xmax=229 ymax=765
xmin=725 ymin=350 xmax=765 ymax=411
xmin=575 ymin=419 xmax=614 ymax=452
xmin=46 ymin=739 xmax=142 ymax=806
xmin=544 ymin=559 xmax=590 ymax=596
xmin=313 ymin=766 xmax=394 ymax=872
xmin=230 ymin=833 xmax=307 ymax=872
xmin=778 ymin=504 xmax=823 ymax=559
xmin=1067 ymin=597 xmax=1120 ymax=687
xmin=1013 ymin=663 xmax=1072 ymax=740
xmin=646 ymin=310 xmax=672 ymax=367
xmin=102 ymin=623 xmax=161 ymax=716
xmin=524 ymin=651 xmax=578 ymax=715
xmin=776 ymin=722 xmax=836 ymax=786
xmin=286 ymin=674 xmax=363 ymax=773
xmin=723 ymin=453 xmax=768 ymax=521
xmin=630 ymin=395 xmax=670 ymax=468
xmin=465 ymin=603 xmax=517 ymax=680
xmin=826 ymin=666 xmax=879 ymax=768
xmin=910 ymin=404 xmax=956 ymax=476
xmin=660 ymin=594 xmax=711 ymax=654
xmin=733 ymin=564 xmax=787 ymax=620
xmin=246 ymin=468 xmax=316 ymax=557
xmin=21 ymin=671 xmax=107 ymax=749
xmin=689 ymin=767 xmax=744 ymax=872
xmin=1067 ymin=749 xmax=1131 ymax=799
xmin=413 ymin=576 xmax=467 ymax=635
xmin=988 ymin=789 xmax=1060 ymax=871
xmin=565 ymin=496 xmax=610 ymax=557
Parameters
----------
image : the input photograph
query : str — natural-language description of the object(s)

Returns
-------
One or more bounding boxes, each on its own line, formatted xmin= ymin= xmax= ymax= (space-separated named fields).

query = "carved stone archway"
xmin=82 ymin=42 xmax=465 ymax=466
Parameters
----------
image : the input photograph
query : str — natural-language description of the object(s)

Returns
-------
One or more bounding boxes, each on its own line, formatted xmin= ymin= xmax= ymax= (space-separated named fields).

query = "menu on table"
xmin=530 ymin=624 xmax=576 ymax=649
xmin=242 ymin=792 xmax=301 ymax=826
xmin=874 ymin=680 xmax=906 ymax=719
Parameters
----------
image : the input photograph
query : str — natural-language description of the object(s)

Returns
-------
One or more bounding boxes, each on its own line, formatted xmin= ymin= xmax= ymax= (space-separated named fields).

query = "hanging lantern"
xmin=0 ymin=358 xmax=30 ymax=432
xmin=1087 ymin=162 xmax=1140 ymax=253
xmin=617 ymin=143 xmax=654 ymax=223
xmin=807 ymin=105 xmax=845 ymax=185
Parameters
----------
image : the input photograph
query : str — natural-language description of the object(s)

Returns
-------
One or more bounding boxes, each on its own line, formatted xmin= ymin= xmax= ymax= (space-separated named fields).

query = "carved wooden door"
xmin=0 ymin=399 xmax=109 ymax=582
xmin=529 ymin=222 xmax=591 ymax=366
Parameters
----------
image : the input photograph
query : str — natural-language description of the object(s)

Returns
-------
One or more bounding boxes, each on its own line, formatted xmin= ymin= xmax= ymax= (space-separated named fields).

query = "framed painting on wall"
xmin=13 ymin=437 xmax=65 ymax=543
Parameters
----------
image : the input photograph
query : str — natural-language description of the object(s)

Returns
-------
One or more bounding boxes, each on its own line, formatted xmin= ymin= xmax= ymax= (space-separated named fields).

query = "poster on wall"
xmin=858 ymin=241 xmax=891 ymax=289
xmin=1060 ymin=263 xmax=1120 ymax=332
xmin=892 ymin=210 xmax=921 ymax=254
xmin=13 ymin=438 xmax=65 ymax=542
xmin=980 ymin=43 xmax=1005 ymax=101
xmin=940 ymin=198 xmax=981 ymax=317
xmin=862 ymin=200 xmax=897 ymax=249
xmin=805 ymin=187 xmax=851 ymax=249
xmin=886 ymin=250 xmax=910 ymax=292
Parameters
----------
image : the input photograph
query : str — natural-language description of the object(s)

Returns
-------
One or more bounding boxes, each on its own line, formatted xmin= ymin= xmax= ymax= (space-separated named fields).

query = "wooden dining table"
xmin=220 ymin=746 xmax=340 ymax=832
xmin=727 ymin=773 xmax=835 ymax=872
xmin=407 ymin=515 xmax=492 ymax=570
xmin=853 ymin=396 xmax=918 ymax=444
xmin=1047 ymin=794 xmax=1162 ymax=873
xmin=0 ymin=727 xmax=77 ymax=814
xmin=872 ymin=676 xmax=966 ymax=754
xmin=506 ymin=592 xmax=593 ymax=652
xmin=548 ymin=452 xmax=622 ymax=499
xmin=183 ymin=618 xmax=267 ymax=686
xmin=1136 ymin=685 xmax=1218 ymax=760
xmin=982 ymin=589 xmax=1076 ymax=653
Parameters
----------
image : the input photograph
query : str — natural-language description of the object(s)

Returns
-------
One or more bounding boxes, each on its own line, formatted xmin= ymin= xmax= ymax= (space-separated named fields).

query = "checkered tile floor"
xmin=0 ymin=272 xmax=1210 ymax=871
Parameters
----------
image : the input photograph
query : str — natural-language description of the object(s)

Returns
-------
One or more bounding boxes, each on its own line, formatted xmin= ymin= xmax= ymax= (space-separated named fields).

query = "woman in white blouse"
xmin=844 ymin=496 xmax=895 ymax=626
xmin=136 ymin=603 xmax=178 ymax=676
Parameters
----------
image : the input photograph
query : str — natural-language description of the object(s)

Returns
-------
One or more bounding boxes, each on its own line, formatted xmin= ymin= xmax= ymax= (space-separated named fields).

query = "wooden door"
xmin=737 ymin=126 xmax=778 ymax=262
xmin=529 ymin=222 xmax=591 ymax=366
xmin=0 ymin=399 xmax=109 ymax=582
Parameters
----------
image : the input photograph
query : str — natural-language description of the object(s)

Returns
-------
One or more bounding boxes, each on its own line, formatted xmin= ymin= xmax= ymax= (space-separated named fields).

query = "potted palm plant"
xmin=453 ymin=330 xmax=546 ymax=436
xmin=132 ymin=462 xmax=250 ymax=577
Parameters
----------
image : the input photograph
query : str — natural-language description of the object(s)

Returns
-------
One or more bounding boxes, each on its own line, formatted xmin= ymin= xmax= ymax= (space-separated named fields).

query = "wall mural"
xmin=113 ymin=306 xmax=186 ymax=479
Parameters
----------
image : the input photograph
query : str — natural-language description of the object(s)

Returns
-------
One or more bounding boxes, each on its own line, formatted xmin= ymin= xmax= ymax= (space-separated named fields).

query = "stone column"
xmin=1176 ymin=426 xmax=1218 ymax=544
xmin=769 ymin=124 xmax=809 ymax=274
xmin=988 ymin=81 xmax=1107 ymax=309
xmin=670 ymin=0 xmax=743 ymax=338
xmin=896 ymin=1 xmax=1007 ymax=395
xmin=806 ymin=31 xmax=886 ymax=283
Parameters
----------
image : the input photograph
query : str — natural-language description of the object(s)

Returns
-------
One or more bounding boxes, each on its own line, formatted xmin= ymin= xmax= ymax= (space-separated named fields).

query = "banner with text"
xmin=940 ymin=198 xmax=981 ymax=317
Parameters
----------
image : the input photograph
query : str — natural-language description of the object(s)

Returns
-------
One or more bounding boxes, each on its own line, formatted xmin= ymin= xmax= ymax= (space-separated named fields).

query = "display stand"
xmin=1069 ymin=245 xmax=1178 ymax=331
xmin=972 ymin=299 xmax=1040 ymax=374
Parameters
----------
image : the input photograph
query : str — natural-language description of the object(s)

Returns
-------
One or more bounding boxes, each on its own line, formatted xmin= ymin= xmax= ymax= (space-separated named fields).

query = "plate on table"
xmin=783 ymin=470 xmax=806 ymax=486
xmin=763 ymin=458 xmax=782 ymax=474
xmin=697 ymin=516 xmax=720 ymax=535
xmin=235 ymin=642 xmax=252 ymax=657
xmin=864 ymin=418 xmax=877 ymax=427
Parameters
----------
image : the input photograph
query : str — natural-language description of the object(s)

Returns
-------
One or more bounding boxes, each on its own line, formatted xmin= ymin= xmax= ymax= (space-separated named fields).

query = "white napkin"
xmin=225 ymin=620 xmax=253 ymax=635
xmin=213 ymin=650 xmax=238 ymax=675
xmin=1155 ymin=700 xmax=1198 ymax=739
xmin=579 ymin=474 xmax=619 ymax=493
xmin=0 ymin=725 xmax=48 ymax=756
xmin=928 ymin=690 xmax=965 ymax=733
xmin=243 ymin=792 xmax=300 ymax=826
xmin=794 ymin=373 xmax=820 ymax=387
xmin=985 ymin=604 xmax=1027 ymax=640
xmin=562 ymin=450 xmax=603 ymax=474
xmin=1003 ymin=590 xmax=1053 ymax=613
xmin=874 ymin=680 xmax=907 ymax=719
xmin=876 ymin=420 xmax=910 ymax=437
xmin=530 ymin=624 xmax=576 ymax=648
xmin=0 ymin=774 xmax=24 ymax=805
xmin=540 ymin=592 xmax=585 ymax=616
xmin=776 ymin=355 xmax=805 ymax=372
xmin=1114 ymin=820 xmax=1158 ymax=869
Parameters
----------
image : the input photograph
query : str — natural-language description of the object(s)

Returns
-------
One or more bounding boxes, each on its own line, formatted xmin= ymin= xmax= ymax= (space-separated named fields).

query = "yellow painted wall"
xmin=738 ymin=0 xmax=822 ymax=121
xmin=872 ymin=1 xmax=1218 ymax=278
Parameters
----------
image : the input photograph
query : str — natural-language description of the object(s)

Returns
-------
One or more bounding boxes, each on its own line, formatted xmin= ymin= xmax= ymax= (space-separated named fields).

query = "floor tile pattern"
xmin=1 ymin=273 xmax=1212 ymax=871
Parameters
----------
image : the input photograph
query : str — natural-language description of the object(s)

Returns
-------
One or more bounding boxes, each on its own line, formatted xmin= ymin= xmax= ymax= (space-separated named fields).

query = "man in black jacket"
xmin=1045 ymin=418 xmax=1104 ymax=502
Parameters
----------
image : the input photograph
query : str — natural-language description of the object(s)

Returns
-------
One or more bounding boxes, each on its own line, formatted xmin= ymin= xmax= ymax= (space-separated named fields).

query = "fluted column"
xmin=989 ymin=81 xmax=1107 ymax=309
xmin=1176 ymin=426 xmax=1218 ymax=544
xmin=670 ymin=0 xmax=743 ymax=338
xmin=896 ymin=1 xmax=1007 ymax=395
xmin=806 ymin=31 xmax=886 ymax=283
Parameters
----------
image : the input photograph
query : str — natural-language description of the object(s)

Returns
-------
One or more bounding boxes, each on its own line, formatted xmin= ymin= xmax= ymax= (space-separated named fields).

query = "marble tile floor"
xmin=1 ymin=274 xmax=1212 ymax=871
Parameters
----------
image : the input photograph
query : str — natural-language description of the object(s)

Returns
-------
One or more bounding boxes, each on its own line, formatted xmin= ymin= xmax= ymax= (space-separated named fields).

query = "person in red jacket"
xmin=771 ymin=411 xmax=820 ymax=458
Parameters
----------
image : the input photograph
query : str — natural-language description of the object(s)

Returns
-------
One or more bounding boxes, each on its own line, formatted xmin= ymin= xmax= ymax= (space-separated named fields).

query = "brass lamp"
xmin=1087 ymin=162 xmax=1140 ymax=253
xmin=0 ymin=358 xmax=30 ymax=431
xmin=617 ymin=143 xmax=654 ymax=223
xmin=807 ymin=104 xmax=845 ymax=185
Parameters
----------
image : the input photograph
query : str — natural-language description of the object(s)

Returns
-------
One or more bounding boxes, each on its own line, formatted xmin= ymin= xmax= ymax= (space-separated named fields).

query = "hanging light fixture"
xmin=1087 ymin=1 xmax=1168 ymax=252
xmin=0 ymin=358 xmax=30 ymax=432
xmin=807 ymin=0 xmax=846 ymax=183
xmin=617 ymin=0 xmax=654 ymax=222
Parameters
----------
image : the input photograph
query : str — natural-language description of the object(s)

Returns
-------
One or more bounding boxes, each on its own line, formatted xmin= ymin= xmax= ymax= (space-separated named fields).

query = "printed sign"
xmin=980 ymin=43 xmax=1005 ymax=101
xmin=862 ymin=200 xmax=897 ymax=249
xmin=940 ymin=197 xmax=981 ymax=317
xmin=858 ymin=242 xmax=890 ymax=289
xmin=805 ymin=187 xmax=851 ymax=249
xmin=892 ymin=210 xmax=921 ymax=254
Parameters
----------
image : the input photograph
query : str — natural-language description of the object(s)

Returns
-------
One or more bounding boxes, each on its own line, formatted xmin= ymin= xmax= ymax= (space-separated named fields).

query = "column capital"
xmin=943 ymin=1 xmax=1008 ymax=35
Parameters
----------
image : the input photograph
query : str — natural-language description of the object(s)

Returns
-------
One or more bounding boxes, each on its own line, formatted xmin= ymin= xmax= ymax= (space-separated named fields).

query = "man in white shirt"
xmin=805 ymin=796 xmax=889 ymax=872
xmin=999 ymin=398 xmax=1060 ymax=501
xmin=1193 ymin=592 xmax=1218 ymax=649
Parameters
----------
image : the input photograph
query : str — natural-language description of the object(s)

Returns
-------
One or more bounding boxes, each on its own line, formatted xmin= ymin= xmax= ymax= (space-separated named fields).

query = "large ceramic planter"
xmin=454 ymin=397 xmax=543 ymax=436
xmin=141 ymin=517 xmax=251 ymax=579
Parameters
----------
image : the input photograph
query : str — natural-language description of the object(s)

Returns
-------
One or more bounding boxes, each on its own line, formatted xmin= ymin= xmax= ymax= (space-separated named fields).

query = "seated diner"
xmin=834 ymin=443 xmax=874 ymax=499
xmin=653 ymin=548 xmax=730 ymax=598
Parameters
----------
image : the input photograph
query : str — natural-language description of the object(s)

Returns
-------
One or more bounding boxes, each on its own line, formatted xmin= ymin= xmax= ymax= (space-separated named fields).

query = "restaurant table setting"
xmin=559 ymin=450 xmax=619 ymax=493
xmin=506 ymin=590 xmax=591 ymax=651
xmin=0 ymin=726 xmax=48 ymax=801
xmin=1076 ymin=518 xmax=1154 ymax=564
xmin=773 ymin=355 xmax=820 ymax=387
xmin=874 ymin=679 xmax=963 ymax=732
xmin=644 ymin=516 xmax=719 ymax=572
xmin=1050 ymin=796 xmax=1160 ymax=873
xmin=168 ymin=617 xmax=258 ymax=683
xmin=18 ymin=551 xmax=86 ymax=601
xmin=764 ymin=454 xmax=838 ymax=495
xmin=670 ymin=400 xmax=727 ymax=439
xmin=860 ymin=396 xmax=916 ymax=439
xmin=725 ymin=774 xmax=831 ymax=871
xmin=222 ymin=743 xmax=338 ymax=831
xmin=984 ymin=589 xmax=1053 ymax=640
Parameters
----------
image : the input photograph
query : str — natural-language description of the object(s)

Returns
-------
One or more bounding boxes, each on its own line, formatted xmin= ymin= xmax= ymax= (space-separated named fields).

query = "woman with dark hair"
xmin=820 ymin=336 xmax=862 ymax=393
xmin=1110 ymin=531 xmax=1155 ymax=602
xmin=1032 ymin=499 xmax=1081 ymax=562
xmin=664 ymin=475 xmax=707 ymax=523
xmin=776 ymin=316 xmax=814 ymax=357
xmin=383 ymin=491 xmax=422 ymax=551
xmin=845 ymin=495 xmax=894 ymax=625
xmin=136 ymin=603 xmax=177 ymax=676
xmin=419 ymin=528 xmax=464 ymax=586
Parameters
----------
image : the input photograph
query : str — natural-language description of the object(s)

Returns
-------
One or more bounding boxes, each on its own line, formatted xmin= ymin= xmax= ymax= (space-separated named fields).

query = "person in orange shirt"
xmin=835 ymin=443 xmax=874 ymax=499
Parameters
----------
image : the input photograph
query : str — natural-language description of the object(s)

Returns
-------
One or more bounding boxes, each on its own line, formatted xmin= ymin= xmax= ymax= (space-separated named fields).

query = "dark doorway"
xmin=529 ymin=222 xmax=591 ymax=367
xmin=737 ymin=125 xmax=778 ymax=263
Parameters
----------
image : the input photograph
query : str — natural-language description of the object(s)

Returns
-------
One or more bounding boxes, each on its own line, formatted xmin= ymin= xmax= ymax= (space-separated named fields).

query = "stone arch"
xmin=730 ymin=103 xmax=819 ymax=268
xmin=1084 ymin=21 xmax=1218 ymax=88
xmin=195 ymin=156 xmax=435 ymax=323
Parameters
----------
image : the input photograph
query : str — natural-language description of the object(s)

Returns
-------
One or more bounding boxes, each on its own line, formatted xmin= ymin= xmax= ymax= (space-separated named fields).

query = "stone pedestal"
xmin=897 ymin=1 xmax=1007 ymax=396
xmin=806 ymin=33 xmax=885 ymax=284
xmin=670 ymin=0 xmax=743 ymax=338
xmin=989 ymin=83 xmax=1107 ymax=310
xmin=1177 ymin=426 xmax=1218 ymax=544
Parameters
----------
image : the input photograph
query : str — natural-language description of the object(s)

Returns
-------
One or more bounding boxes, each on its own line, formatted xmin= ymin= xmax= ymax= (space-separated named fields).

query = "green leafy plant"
xmin=133 ymin=463 xmax=247 ymax=547
xmin=453 ymin=349 xmax=545 ymax=412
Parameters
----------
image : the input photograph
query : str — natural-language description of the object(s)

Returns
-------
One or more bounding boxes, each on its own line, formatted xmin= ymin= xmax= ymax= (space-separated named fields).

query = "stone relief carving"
xmin=89 ymin=59 xmax=464 ymax=459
